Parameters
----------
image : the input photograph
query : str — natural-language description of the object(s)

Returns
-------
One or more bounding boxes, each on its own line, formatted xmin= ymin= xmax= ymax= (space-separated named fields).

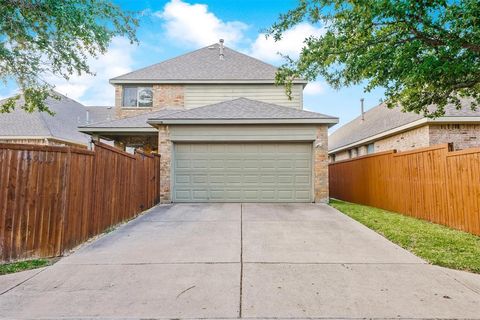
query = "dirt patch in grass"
xmin=330 ymin=199 xmax=480 ymax=274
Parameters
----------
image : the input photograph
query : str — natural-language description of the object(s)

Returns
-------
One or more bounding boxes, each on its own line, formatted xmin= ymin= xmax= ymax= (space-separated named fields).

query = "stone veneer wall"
xmin=429 ymin=124 xmax=480 ymax=150
xmin=314 ymin=125 xmax=330 ymax=203
xmin=114 ymin=84 xmax=185 ymax=119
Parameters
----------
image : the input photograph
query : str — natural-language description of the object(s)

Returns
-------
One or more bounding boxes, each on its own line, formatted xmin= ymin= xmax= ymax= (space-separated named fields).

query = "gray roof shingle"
xmin=85 ymin=106 xmax=115 ymax=123
xmin=81 ymin=109 xmax=182 ymax=129
xmin=110 ymin=43 xmax=304 ymax=83
xmin=329 ymin=98 xmax=480 ymax=151
xmin=148 ymin=98 xmax=338 ymax=124
xmin=0 ymin=92 xmax=113 ymax=145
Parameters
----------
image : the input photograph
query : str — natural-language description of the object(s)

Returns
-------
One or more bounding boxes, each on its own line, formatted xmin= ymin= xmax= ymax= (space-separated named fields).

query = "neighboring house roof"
xmin=79 ymin=109 xmax=182 ymax=133
xmin=110 ymin=43 xmax=306 ymax=84
xmin=147 ymin=98 xmax=338 ymax=126
xmin=0 ymin=92 xmax=113 ymax=146
xmin=329 ymin=98 xmax=480 ymax=153
xmin=85 ymin=106 xmax=115 ymax=124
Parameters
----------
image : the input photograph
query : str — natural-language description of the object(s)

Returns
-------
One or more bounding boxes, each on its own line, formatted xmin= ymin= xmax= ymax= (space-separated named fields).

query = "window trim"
xmin=122 ymin=86 xmax=153 ymax=108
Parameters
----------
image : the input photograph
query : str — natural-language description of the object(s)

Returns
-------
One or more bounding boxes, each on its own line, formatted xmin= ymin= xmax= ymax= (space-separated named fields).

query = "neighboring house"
xmin=329 ymin=99 xmax=480 ymax=162
xmin=0 ymin=92 xmax=114 ymax=148
xmin=80 ymin=40 xmax=338 ymax=203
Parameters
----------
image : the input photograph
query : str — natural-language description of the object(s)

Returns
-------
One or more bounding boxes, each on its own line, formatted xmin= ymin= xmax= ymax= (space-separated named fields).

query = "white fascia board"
xmin=78 ymin=127 xmax=157 ymax=133
xmin=0 ymin=135 xmax=87 ymax=147
xmin=109 ymin=79 xmax=308 ymax=85
xmin=429 ymin=116 xmax=480 ymax=123
xmin=0 ymin=135 xmax=51 ymax=139
xmin=147 ymin=118 xmax=339 ymax=126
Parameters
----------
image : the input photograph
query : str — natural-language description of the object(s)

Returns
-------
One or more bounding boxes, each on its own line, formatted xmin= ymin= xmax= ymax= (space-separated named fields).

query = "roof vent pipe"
xmin=86 ymin=110 xmax=90 ymax=124
xmin=360 ymin=98 xmax=365 ymax=121
xmin=219 ymin=39 xmax=224 ymax=60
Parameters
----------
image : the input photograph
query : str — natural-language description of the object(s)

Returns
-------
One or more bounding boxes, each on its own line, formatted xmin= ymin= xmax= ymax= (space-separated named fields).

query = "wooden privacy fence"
xmin=329 ymin=144 xmax=480 ymax=236
xmin=0 ymin=142 xmax=161 ymax=262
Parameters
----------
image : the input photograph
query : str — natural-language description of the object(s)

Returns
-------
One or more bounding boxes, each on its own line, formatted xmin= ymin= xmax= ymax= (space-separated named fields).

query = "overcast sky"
xmin=0 ymin=0 xmax=386 ymax=131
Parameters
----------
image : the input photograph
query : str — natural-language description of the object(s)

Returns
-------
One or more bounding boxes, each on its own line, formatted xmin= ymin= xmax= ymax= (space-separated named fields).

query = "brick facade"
xmin=429 ymin=124 xmax=480 ymax=150
xmin=114 ymin=84 xmax=185 ymax=119
xmin=157 ymin=125 xmax=173 ymax=203
xmin=374 ymin=125 xmax=430 ymax=152
xmin=330 ymin=123 xmax=480 ymax=162
xmin=313 ymin=125 xmax=329 ymax=203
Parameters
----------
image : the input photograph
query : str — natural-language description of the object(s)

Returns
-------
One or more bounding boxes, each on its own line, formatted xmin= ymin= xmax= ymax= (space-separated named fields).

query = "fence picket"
xmin=0 ymin=142 xmax=161 ymax=262
xmin=329 ymin=144 xmax=480 ymax=236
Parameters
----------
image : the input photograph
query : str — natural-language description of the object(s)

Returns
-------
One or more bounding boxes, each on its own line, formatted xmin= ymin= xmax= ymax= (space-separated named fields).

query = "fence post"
xmin=58 ymin=147 xmax=71 ymax=256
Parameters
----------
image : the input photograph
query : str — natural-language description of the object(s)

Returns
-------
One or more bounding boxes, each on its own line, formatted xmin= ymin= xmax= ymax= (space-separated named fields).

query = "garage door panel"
xmin=295 ymin=190 xmax=311 ymax=200
xmin=295 ymin=175 xmax=311 ymax=184
xmin=173 ymin=143 xmax=312 ymax=202
xmin=260 ymin=190 xmax=275 ymax=200
xmin=295 ymin=160 xmax=310 ymax=169
xmin=175 ymin=189 xmax=191 ymax=201
xmin=192 ymin=175 xmax=208 ymax=184
xmin=176 ymin=159 xmax=190 ymax=169
xmin=175 ymin=174 xmax=190 ymax=184
xmin=192 ymin=190 xmax=208 ymax=201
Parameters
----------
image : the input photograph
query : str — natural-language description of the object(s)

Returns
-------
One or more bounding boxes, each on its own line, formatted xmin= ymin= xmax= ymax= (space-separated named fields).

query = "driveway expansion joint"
xmin=58 ymin=261 xmax=240 ymax=266
xmin=440 ymin=268 xmax=480 ymax=296
xmin=0 ymin=267 xmax=47 ymax=296
xmin=239 ymin=203 xmax=244 ymax=318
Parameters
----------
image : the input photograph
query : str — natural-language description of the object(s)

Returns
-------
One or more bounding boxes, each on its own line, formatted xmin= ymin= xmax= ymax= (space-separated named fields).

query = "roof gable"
xmin=110 ymin=43 xmax=303 ymax=84
xmin=147 ymin=98 xmax=338 ymax=125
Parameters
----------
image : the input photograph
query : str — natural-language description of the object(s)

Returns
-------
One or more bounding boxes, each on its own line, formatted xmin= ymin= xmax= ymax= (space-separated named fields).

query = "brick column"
xmin=158 ymin=124 xmax=173 ymax=203
xmin=114 ymin=85 xmax=123 ymax=118
xmin=314 ymin=125 xmax=329 ymax=203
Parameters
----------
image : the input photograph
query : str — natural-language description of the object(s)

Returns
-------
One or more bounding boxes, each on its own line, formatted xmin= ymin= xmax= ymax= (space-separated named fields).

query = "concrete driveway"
xmin=1 ymin=203 xmax=480 ymax=319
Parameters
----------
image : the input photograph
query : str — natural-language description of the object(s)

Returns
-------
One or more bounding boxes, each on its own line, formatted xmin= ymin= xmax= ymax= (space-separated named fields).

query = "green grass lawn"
xmin=0 ymin=259 xmax=51 ymax=275
xmin=330 ymin=199 xmax=480 ymax=274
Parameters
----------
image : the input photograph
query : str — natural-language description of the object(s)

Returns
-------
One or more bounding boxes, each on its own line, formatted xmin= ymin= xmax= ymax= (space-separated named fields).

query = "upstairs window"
xmin=123 ymin=86 xmax=153 ymax=107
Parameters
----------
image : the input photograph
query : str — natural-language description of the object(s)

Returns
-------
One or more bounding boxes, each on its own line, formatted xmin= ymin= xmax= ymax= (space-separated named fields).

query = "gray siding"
xmin=170 ymin=124 xmax=318 ymax=142
xmin=184 ymin=84 xmax=303 ymax=109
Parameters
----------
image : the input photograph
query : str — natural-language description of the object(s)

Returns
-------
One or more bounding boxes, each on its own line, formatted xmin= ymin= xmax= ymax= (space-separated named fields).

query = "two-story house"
xmin=80 ymin=40 xmax=338 ymax=203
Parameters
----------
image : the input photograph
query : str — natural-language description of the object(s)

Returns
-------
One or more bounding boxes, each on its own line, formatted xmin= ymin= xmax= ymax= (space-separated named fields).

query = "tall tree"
xmin=0 ymin=0 xmax=138 ymax=113
xmin=270 ymin=0 xmax=480 ymax=116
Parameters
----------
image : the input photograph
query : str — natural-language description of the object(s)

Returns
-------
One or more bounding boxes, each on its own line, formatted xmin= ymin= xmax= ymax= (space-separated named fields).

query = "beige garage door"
xmin=173 ymin=142 xmax=312 ymax=202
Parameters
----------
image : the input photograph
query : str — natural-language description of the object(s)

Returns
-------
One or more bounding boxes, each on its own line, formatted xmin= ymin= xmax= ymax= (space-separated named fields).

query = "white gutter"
xmin=147 ymin=118 xmax=339 ymax=126
xmin=109 ymin=79 xmax=308 ymax=85
xmin=328 ymin=116 xmax=480 ymax=154
xmin=78 ymin=127 xmax=157 ymax=133
xmin=0 ymin=135 xmax=87 ymax=147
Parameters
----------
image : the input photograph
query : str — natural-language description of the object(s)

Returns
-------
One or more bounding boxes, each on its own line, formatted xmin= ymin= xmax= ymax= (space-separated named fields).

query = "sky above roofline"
xmin=0 ymin=0 xmax=385 ymax=131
